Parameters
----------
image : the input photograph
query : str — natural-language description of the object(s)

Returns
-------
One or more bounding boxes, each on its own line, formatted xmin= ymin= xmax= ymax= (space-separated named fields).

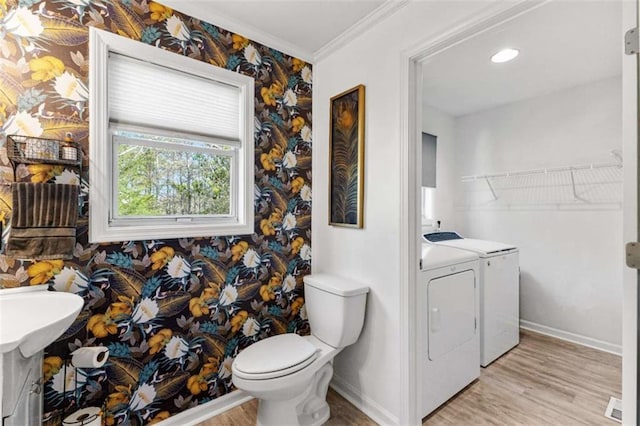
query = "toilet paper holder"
xmin=62 ymin=407 xmax=101 ymax=426
xmin=60 ymin=347 xmax=109 ymax=423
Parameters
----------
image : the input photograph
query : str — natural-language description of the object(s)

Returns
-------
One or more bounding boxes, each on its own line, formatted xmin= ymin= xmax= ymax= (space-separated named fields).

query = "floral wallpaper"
xmin=0 ymin=0 xmax=312 ymax=424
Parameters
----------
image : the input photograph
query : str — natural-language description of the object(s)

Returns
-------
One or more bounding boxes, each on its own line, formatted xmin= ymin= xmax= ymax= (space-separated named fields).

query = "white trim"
xmin=313 ymin=1 xmax=410 ymax=62
xmin=399 ymin=2 xmax=553 ymax=425
xmin=329 ymin=374 xmax=399 ymax=426
xmin=398 ymin=46 xmax=421 ymax=426
xmin=163 ymin=0 xmax=409 ymax=64
xmin=520 ymin=320 xmax=622 ymax=357
xmin=89 ymin=27 xmax=255 ymax=243
xmin=159 ymin=0 xmax=313 ymax=63
xmin=621 ymin=1 xmax=639 ymax=424
xmin=89 ymin=26 xmax=109 ymax=243
xmin=156 ymin=390 xmax=254 ymax=426
xmin=405 ymin=0 xmax=548 ymax=62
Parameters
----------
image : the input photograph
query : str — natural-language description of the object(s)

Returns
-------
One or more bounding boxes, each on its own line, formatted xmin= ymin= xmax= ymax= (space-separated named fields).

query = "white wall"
xmin=313 ymin=1 xmax=503 ymax=422
xmin=451 ymin=77 xmax=623 ymax=348
xmin=422 ymin=105 xmax=457 ymax=231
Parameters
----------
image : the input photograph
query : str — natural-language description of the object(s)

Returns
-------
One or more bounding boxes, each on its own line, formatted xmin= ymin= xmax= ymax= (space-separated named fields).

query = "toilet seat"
xmin=233 ymin=334 xmax=319 ymax=380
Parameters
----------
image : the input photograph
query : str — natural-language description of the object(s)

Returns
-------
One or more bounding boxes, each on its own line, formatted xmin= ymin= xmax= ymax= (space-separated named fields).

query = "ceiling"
xmin=422 ymin=1 xmax=622 ymax=117
xmin=162 ymin=0 xmax=387 ymax=60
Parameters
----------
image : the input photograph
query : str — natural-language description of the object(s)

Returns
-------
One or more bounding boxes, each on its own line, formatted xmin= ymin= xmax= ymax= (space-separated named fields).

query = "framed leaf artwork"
xmin=329 ymin=84 xmax=365 ymax=228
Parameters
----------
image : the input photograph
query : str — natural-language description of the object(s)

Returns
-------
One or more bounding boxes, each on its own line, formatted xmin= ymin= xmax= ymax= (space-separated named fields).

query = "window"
xmin=421 ymin=132 xmax=437 ymax=188
xmin=89 ymin=28 xmax=254 ymax=242
xmin=422 ymin=186 xmax=435 ymax=220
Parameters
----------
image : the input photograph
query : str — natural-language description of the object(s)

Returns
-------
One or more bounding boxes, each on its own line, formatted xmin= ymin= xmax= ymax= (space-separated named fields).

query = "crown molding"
xmin=160 ymin=0 xmax=409 ymax=65
xmin=405 ymin=0 xmax=548 ymax=62
xmin=159 ymin=0 xmax=315 ymax=63
xmin=313 ymin=0 xmax=410 ymax=62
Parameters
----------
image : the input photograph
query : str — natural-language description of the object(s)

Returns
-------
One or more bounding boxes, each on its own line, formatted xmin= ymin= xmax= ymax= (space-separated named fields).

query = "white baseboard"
xmin=157 ymin=389 xmax=254 ymax=426
xmin=330 ymin=374 xmax=398 ymax=425
xmin=520 ymin=320 xmax=622 ymax=356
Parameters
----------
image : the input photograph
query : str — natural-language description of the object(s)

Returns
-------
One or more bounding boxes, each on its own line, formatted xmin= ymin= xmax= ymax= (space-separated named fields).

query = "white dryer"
xmin=420 ymin=244 xmax=480 ymax=417
xmin=424 ymin=232 xmax=519 ymax=367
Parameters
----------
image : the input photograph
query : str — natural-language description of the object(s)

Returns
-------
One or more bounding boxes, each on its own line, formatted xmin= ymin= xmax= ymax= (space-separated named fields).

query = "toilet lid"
xmin=233 ymin=334 xmax=318 ymax=377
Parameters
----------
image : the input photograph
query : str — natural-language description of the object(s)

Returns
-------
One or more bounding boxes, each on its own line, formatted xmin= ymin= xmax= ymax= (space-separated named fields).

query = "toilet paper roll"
xmin=62 ymin=407 xmax=101 ymax=426
xmin=71 ymin=347 xmax=109 ymax=368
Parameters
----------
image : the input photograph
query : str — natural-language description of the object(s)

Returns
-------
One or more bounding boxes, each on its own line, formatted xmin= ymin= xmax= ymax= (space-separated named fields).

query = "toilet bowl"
xmin=232 ymin=274 xmax=369 ymax=426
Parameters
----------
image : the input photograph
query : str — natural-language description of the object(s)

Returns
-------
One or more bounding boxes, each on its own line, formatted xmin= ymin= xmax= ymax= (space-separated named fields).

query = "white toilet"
xmin=232 ymin=274 xmax=369 ymax=426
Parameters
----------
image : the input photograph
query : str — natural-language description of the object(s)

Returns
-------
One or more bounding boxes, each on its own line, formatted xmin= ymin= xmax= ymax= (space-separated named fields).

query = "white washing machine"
xmin=424 ymin=232 xmax=520 ymax=367
xmin=420 ymin=244 xmax=480 ymax=417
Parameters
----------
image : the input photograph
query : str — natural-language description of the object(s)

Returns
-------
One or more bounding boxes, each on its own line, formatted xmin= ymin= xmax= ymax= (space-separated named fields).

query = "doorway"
xmin=407 ymin=2 xmax=636 ymax=424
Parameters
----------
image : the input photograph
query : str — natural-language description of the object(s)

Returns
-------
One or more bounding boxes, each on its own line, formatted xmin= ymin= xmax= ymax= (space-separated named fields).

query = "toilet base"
xmin=256 ymin=363 xmax=333 ymax=426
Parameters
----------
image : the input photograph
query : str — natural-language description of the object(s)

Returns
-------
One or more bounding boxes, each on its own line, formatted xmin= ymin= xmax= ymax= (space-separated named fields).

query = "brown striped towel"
xmin=6 ymin=183 xmax=78 ymax=260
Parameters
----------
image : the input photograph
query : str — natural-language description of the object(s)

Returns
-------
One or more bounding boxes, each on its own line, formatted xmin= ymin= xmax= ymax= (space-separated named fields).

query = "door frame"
xmin=623 ymin=0 xmax=638 ymax=424
xmin=398 ymin=0 xmax=635 ymax=424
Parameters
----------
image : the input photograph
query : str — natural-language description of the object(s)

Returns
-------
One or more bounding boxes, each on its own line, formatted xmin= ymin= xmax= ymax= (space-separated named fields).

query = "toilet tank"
xmin=303 ymin=274 xmax=369 ymax=348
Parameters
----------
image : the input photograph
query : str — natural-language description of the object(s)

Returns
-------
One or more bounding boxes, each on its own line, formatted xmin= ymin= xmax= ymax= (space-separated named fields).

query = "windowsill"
xmin=89 ymin=221 xmax=254 ymax=243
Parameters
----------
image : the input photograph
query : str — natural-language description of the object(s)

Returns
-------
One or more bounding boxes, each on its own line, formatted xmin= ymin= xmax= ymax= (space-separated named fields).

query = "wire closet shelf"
xmin=459 ymin=157 xmax=623 ymax=210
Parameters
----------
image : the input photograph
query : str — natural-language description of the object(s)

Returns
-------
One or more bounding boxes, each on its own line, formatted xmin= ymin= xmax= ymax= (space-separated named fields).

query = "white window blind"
xmin=108 ymin=53 xmax=241 ymax=143
xmin=91 ymin=28 xmax=254 ymax=242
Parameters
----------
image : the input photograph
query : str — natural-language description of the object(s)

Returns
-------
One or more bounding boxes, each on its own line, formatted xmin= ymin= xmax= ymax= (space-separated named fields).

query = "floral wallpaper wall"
xmin=0 ymin=0 xmax=312 ymax=424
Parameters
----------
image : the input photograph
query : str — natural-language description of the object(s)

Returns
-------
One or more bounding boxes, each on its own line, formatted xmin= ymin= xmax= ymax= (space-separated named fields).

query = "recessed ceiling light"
xmin=491 ymin=48 xmax=520 ymax=64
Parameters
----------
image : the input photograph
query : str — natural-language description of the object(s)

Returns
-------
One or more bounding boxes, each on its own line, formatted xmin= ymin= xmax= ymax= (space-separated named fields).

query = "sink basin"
xmin=0 ymin=290 xmax=84 ymax=358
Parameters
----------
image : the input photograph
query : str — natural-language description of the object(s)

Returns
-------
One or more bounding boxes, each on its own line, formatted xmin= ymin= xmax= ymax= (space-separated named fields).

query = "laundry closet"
xmin=418 ymin=0 xmax=623 ymax=421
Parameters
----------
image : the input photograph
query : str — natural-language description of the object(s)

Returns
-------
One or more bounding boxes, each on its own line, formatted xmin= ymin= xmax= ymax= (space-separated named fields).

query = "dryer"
xmin=424 ymin=232 xmax=519 ymax=367
xmin=420 ymin=244 xmax=480 ymax=417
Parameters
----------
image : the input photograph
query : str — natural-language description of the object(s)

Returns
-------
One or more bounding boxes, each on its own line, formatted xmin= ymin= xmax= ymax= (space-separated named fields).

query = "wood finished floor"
xmin=424 ymin=329 xmax=621 ymax=425
xmin=199 ymin=388 xmax=374 ymax=426
xmin=200 ymin=330 xmax=621 ymax=425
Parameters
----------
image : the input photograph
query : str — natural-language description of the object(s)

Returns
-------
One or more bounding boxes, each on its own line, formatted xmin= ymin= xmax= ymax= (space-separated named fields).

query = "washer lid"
xmin=233 ymin=334 xmax=318 ymax=375
xmin=437 ymin=238 xmax=517 ymax=256
xmin=421 ymin=244 xmax=478 ymax=270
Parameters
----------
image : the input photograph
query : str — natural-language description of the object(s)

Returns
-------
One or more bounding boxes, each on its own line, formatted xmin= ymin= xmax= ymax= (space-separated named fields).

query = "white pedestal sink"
xmin=0 ymin=286 xmax=84 ymax=426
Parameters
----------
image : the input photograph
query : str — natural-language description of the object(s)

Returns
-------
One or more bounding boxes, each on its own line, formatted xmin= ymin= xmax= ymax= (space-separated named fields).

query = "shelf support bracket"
xmin=484 ymin=176 xmax=498 ymax=201
xmin=569 ymin=167 xmax=588 ymax=203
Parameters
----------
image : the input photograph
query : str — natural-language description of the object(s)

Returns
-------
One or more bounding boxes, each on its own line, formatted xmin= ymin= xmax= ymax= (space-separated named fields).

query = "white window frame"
xmin=89 ymin=28 xmax=254 ymax=243
xmin=110 ymin=124 xmax=237 ymax=223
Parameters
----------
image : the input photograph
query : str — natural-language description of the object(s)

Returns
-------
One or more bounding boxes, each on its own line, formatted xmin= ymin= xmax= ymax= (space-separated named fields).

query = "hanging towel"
xmin=6 ymin=183 xmax=78 ymax=260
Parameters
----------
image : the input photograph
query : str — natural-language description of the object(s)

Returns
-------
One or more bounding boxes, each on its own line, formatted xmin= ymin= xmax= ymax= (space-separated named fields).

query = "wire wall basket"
xmin=7 ymin=135 xmax=82 ymax=167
